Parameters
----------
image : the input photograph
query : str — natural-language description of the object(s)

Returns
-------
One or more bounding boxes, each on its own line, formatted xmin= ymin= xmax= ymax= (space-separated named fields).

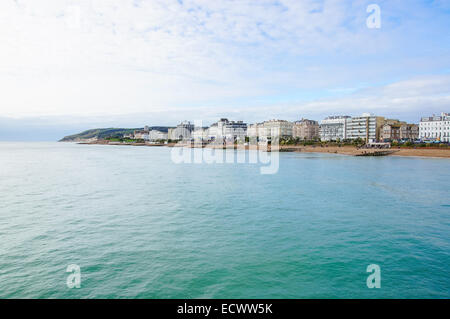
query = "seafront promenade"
xmin=77 ymin=140 xmax=450 ymax=158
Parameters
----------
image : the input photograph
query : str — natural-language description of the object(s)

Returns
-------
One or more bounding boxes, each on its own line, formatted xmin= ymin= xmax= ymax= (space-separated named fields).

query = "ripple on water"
xmin=0 ymin=143 xmax=449 ymax=298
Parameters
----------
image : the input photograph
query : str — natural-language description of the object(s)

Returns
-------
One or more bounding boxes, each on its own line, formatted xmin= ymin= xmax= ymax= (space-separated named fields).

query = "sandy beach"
xmin=278 ymin=145 xmax=450 ymax=158
xmin=80 ymin=141 xmax=450 ymax=158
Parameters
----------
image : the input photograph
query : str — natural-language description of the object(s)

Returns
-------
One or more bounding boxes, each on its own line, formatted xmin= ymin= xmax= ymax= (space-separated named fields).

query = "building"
xmin=168 ymin=128 xmax=176 ymax=140
xmin=319 ymin=116 xmax=351 ymax=141
xmin=223 ymin=120 xmax=247 ymax=141
xmin=384 ymin=119 xmax=403 ymax=126
xmin=247 ymin=120 xmax=294 ymax=142
xmin=419 ymin=112 xmax=450 ymax=142
xmin=133 ymin=130 xmax=149 ymax=140
xmin=346 ymin=113 xmax=385 ymax=143
xmin=149 ymin=130 xmax=168 ymax=141
xmin=208 ymin=118 xmax=247 ymax=142
xmin=261 ymin=120 xmax=293 ymax=139
xmin=382 ymin=119 xmax=419 ymax=142
xmin=381 ymin=119 xmax=404 ymax=141
xmin=381 ymin=123 xmax=402 ymax=141
xmin=169 ymin=121 xmax=195 ymax=140
xmin=247 ymin=123 xmax=259 ymax=138
xmin=192 ymin=127 xmax=209 ymax=141
xmin=399 ymin=124 xmax=419 ymax=141
xmin=247 ymin=123 xmax=270 ymax=141
xmin=123 ymin=133 xmax=134 ymax=139
xmin=293 ymin=119 xmax=319 ymax=140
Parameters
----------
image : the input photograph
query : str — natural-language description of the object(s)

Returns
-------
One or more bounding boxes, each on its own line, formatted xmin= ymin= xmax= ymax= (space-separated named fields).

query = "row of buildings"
xmin=129 ymin=112 xmax=450 ymax=143
xmin=319 ymin=114 xmax=419 ymax=142
xmin=130 ymin=125 xmax=169 ymax=141
xmin=419 ymin=113 xmax=450 ymax=143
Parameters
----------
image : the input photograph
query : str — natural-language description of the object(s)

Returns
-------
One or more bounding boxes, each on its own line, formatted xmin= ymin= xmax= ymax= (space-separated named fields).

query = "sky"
xmin=0 ymin=0 xmax=450 ymax=140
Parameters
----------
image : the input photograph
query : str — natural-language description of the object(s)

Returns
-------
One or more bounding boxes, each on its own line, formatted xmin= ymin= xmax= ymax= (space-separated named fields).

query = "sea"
xmin=0 ymin=142 xmax=449 ymax=298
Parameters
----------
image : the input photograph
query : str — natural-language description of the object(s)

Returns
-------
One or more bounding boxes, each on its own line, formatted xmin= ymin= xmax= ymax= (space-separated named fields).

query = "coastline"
xmin=282 ymin=145 xmax=450 ymax=158
xmin=74 ymin=141 xmax=450 ymax=158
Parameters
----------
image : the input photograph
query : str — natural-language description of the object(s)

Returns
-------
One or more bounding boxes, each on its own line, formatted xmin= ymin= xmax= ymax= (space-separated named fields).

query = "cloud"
xmin=266 ymin=74 xmax=450 ymax=122
xmin=2 ymin=74 xmax=448 ymax=139
xmin=0 ymin=0 xmax=449 ymax=121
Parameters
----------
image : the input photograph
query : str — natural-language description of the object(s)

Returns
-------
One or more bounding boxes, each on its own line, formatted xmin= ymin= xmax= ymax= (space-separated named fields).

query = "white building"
xmin=192 ymin=127 xmax=209 ymax=141
xmin=133 ymin=130 xmax=149 ymax=140
xmin=168 ymin=128 xmax=176 ymax=140
xmin=419 ymin=112 xmax=450 ymax=142
xmin=261 ymin=120 xmax=293 ymax=139
xmin=247 ymin=120 xmax=293 ymax=141
xmin=149 ymin=130 xmax=168 ymax=141
xmin=319 ymin=116 xmax=351 ymax=141
xmin=169 ymin=121 xmax=195 ymax=140
xmin=247 ymin=123 xmax=270 ymax=141
xmin=208 ymin=118 xmax=247 ymax=142
xmin=346 ymin=113 xmax=385 ymax=143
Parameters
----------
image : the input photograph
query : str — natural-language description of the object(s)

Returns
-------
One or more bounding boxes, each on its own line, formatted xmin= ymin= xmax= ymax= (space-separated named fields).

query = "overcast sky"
xmin=1 ymin=0 xmax=450 ymax=140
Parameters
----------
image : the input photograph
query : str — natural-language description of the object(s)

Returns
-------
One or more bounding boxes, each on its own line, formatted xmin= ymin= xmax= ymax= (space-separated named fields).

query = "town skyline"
xmin=2 ymin=109 xmax=449 ymax=142
xmin=59 ymin=111 xmax=450 ymax=145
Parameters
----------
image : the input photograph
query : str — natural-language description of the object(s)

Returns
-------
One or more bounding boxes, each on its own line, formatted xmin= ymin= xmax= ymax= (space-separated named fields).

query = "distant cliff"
xmin=59 ymin=128 xmax=139 ymax=142
xmin=59 ymin=127 xmax=171 ymax=142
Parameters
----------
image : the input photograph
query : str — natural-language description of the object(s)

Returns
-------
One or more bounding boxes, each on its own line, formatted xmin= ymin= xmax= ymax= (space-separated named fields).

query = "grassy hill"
xmin=59 ymin=128 xmax=139 ymax=142
xmin=59 ymin=127 xmax=172 ymax=142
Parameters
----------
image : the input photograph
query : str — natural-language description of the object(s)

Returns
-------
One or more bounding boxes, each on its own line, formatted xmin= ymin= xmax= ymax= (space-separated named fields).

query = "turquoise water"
xmin=0 ymin=142 xmax=449 ymax=298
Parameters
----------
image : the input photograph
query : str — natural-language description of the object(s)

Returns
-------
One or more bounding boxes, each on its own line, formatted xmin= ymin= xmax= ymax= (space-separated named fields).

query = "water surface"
xmin=0 ymin=142 xmax=449 ymax=298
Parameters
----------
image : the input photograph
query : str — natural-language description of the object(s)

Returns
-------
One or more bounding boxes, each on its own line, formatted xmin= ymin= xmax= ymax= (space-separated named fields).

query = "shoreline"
xmin=283 ymin=145 xmax=450 ymax=158
xmin=74 ymin=141 xmax=450 ymax=158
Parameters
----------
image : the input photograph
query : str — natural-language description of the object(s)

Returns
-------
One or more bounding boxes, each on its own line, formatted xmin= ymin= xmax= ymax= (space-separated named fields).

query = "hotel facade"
xmin=346 ymin=114 xmax=386 ymax=143
xmin=168 ymin=121 xmax=195 ymax=140
xmin=248 ymin=120 xmax=294 ymax=141
xmin=293 ymin=119 xmax=320 ymax=140
xmin=382 ymin=123 xmax=419 ymax=141
xmin=319 ymin=116 xmax=351 ymax=141
xmin=419 ymin=113 xmax=450 ymax=142
xmin=208 ymin=118 xmax=247 ymax=142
